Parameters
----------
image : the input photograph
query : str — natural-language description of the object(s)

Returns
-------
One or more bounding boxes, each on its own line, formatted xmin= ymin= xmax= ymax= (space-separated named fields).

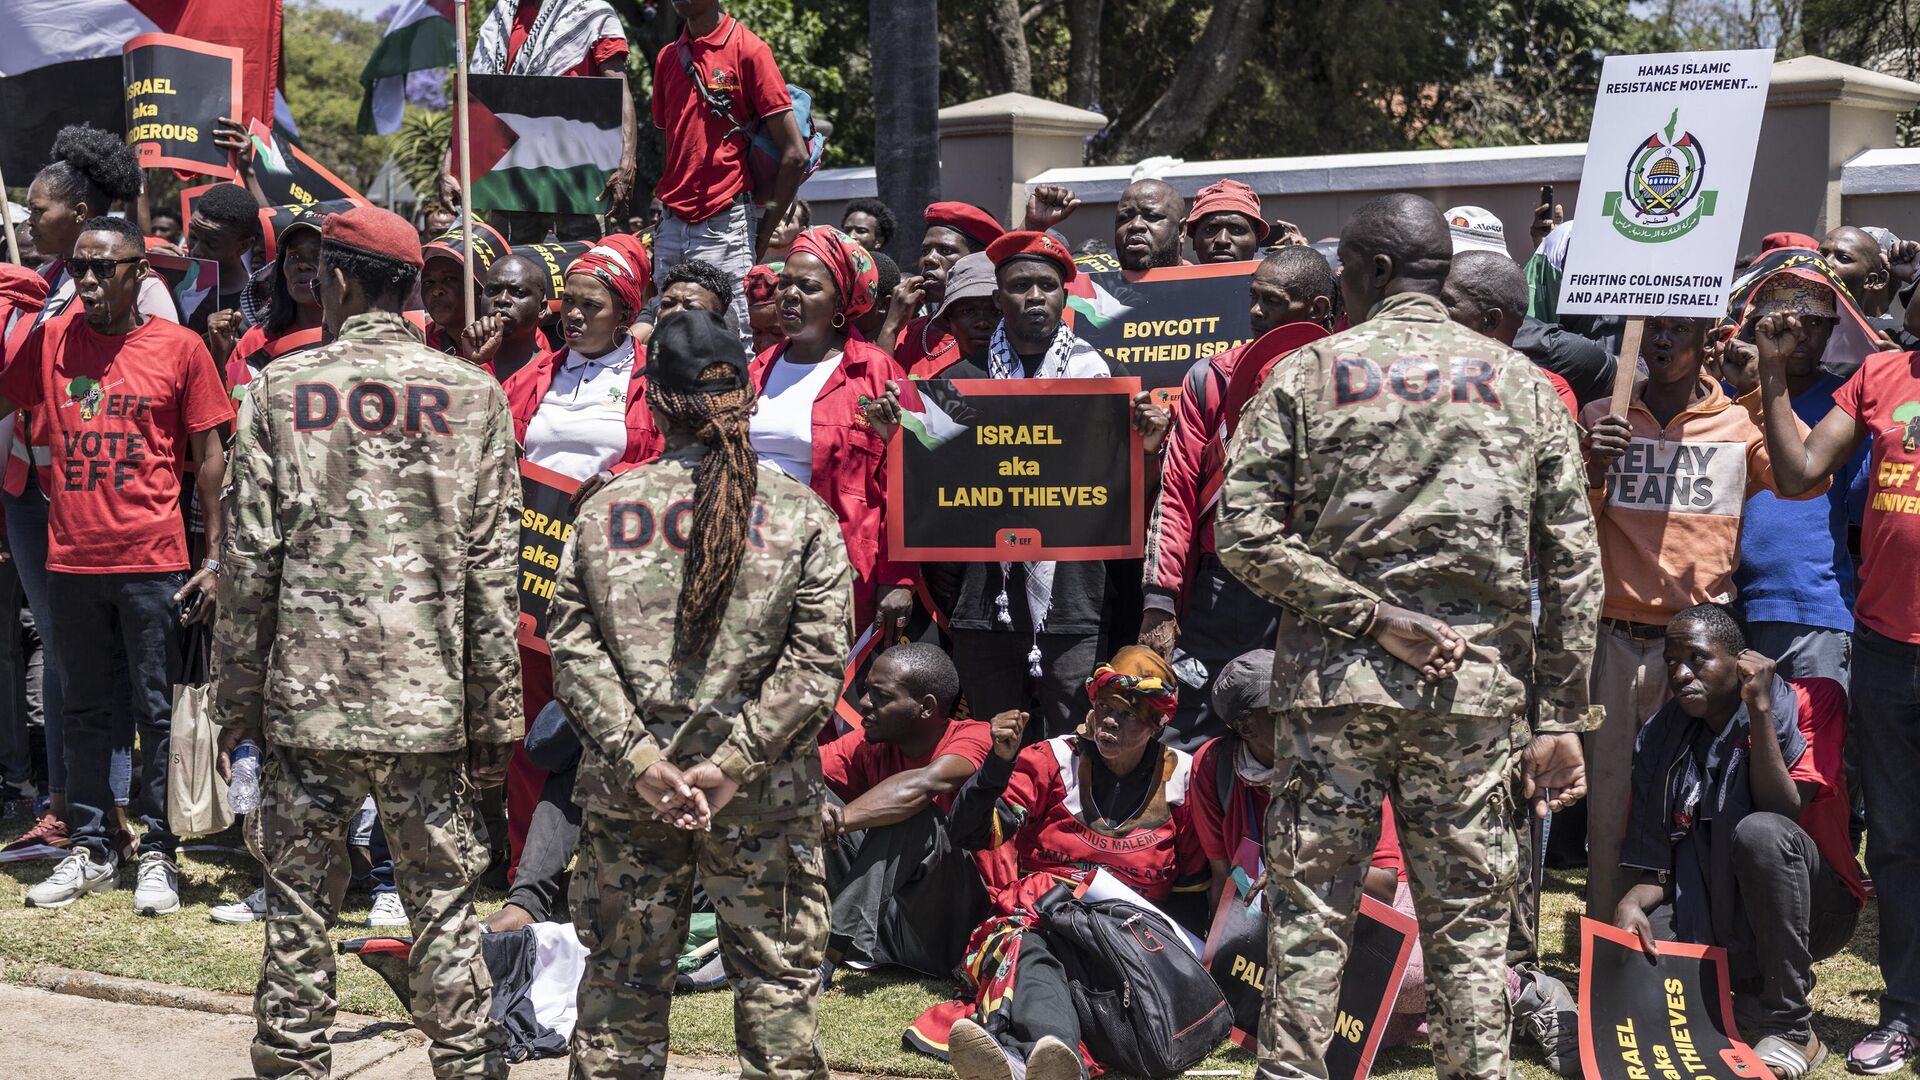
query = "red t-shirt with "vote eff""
xmin=0 ymin=311 xmax=231 ymax=573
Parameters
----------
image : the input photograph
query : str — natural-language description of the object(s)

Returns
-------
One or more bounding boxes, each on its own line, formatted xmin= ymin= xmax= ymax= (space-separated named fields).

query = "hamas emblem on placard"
xmin=1601 ymin=108 xmax=1717 ymax=243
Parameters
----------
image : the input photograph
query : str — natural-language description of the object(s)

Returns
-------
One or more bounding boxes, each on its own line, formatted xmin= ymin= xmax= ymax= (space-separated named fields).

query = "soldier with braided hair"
xmin=548 ymin=307 xmax=852 ymax=1080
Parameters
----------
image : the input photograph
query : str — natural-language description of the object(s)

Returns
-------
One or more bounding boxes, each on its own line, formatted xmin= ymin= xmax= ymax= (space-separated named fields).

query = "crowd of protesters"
xmin=1 ymin=2 xmax=1919 ymax=1080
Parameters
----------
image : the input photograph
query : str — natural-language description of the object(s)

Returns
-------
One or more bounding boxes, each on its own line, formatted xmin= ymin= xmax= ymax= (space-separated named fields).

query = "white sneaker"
xmin=367 ymin=891 xmax=409 ymax=928
xmin=25 ymin=847 xmax=118 ymax=908
xmin=209 ymin=887 xmax=267 ymax=924
xmin=132 ymin=851 xmax=180 ymax=916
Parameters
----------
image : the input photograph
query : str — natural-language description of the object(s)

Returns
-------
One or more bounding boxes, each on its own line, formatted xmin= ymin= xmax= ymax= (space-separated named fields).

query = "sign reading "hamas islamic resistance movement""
xmin=1557 ymin=49 xmax=1773 ymax=319
xmin=887 ymin=378 xmax=1143 ymax=562
xmin=1068 ymin=257 xmax=1256 ymax=392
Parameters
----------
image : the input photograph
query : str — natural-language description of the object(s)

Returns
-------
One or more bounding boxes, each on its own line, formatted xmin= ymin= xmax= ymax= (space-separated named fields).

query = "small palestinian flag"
xmin=357 ymin=0 xmax=457 ymax=135
xmin=458 ymin=74 xmax=624 ymax=218
xmin=896 ymin=379 xmax=974 ymax=450
xmin=1065 ymin=276 xmax=1133 ymax=329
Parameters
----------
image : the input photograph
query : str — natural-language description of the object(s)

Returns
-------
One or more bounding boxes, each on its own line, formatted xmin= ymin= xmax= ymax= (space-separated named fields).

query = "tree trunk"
xmin=981 ymin=0 xmax=1033 ymax=95
xmin=1103 ymin=0 xmax=1265 ymax=163
xmin=871 ymin=0 xmax=942 ymax=269
xmin=1064 ymin=0 xmax=1103 ymax=109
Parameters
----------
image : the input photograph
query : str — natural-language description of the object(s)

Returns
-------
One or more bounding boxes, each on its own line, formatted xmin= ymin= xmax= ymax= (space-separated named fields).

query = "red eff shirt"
xmin=1786 ymin=676 xmax=1866 ymax=906
xmin=820 ymin=719 xmax=993 ymax=815
xmin=0 ymin=311 xmax=231 ymax=573
xmin=651 ymin=14 xmax=792 ymax=222
xmin=1834 ymin=350 xmax=1920 ymax=641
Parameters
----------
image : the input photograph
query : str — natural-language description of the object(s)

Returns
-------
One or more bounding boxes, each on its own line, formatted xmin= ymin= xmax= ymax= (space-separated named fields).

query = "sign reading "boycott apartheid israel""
xmin=887 ymin=378 xmax=1143 ymax=561
xmin=123 ymin=34 xmax=243 ymax=179
xmin=1557 ymin=49 xmax=1773 ymax=319
xmin=517 ymin=460 xmax=580 ymax=654
xmin=1068 ymin=257 xmax=1256 ymax=391
xmin=1578 ymin=918 xmax=1773 ymax=1080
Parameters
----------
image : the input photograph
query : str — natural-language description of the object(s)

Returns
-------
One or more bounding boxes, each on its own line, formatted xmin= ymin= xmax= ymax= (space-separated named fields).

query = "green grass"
xmin=0 ymin=806 xmax=1889 ymax=1078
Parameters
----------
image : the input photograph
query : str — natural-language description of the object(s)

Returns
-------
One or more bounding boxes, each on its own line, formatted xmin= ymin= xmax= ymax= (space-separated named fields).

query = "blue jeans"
xmin=652 ymin=199 xmax=756 ymax=348
xmin=3 ymin=484 xmax=93 ymax=797
xmin=1854 ymin=626 xmax=1920 ymax=1028
xmin=50 ymin=569 xmax=182 ymax=858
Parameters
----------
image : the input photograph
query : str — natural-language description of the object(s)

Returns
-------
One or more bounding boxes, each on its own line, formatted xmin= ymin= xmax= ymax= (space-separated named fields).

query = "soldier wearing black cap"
xmin=547 ymin=309 xmax=853 ymax=1080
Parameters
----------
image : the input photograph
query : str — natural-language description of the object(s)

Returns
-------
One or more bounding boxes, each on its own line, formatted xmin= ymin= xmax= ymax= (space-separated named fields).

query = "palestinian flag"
xmin=1064 ymin=276 xmax=1133 ymax=329
xmin=0 ymin=0 xmax=282 ymax=180
xmin=357 ymin=0 xmax=457 ymax=136
xmin=897 ymin=378 xmax=973 ymax=451
xmin=458 ymin=74 xmax=624 ymax=218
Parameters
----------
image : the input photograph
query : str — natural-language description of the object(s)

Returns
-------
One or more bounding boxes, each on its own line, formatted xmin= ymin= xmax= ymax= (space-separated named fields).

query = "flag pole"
xmin=0 ymin=159 xmax=20 ymax=265
xmin=454 ymin=0 xmax=475 ymax=330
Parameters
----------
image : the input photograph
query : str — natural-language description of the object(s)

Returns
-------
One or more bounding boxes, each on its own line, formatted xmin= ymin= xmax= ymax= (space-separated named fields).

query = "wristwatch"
xmin=202 ymin=558 xmax=223 ymax=575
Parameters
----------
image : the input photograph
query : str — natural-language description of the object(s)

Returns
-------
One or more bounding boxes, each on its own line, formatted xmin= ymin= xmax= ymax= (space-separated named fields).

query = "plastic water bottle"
xmin=228 ymin=740 xmax=262 ymax=815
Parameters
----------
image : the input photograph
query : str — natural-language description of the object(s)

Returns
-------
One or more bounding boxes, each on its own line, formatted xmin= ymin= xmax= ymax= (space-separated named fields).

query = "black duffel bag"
xmin=1033 ymin=883 xmax=1233 ymax=1077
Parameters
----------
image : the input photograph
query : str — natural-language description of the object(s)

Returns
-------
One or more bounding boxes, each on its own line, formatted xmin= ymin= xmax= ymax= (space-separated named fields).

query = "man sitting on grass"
xmin=1614 ymin=603 xmax=1863 ymax=1080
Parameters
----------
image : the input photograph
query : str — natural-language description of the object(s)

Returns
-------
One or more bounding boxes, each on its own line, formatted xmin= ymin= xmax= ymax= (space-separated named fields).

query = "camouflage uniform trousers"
xmin=1257 ymin=704 xmax=1521 ymax=1080
xmin=247 ymin=746 xmax=501 ymax=1079
xmin=568 ymin=809 xmax=830 ymax=1080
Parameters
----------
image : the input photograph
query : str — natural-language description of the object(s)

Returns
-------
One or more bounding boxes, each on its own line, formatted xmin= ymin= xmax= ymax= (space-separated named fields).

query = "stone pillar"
xmin=937 ymin=93 xmax=1109 ymax=229
xmin=1753 ymin=56 xmax=1920 ymax=251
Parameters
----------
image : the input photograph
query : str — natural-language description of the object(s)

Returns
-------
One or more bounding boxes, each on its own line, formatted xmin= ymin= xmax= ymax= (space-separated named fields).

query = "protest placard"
xmin=887 ymin=377 xmax=1143 ymax=562
xmin=123 ymin=34 xmax=242 ymax=179
xmin=516 ymin=460 xmax=579 ymax=654
xmin=146 ymin=253 xmax=219 ymax=330
xmin=1557 ymin=49 xmax=1773 ymax=322
xmin=1203 ymin=886 xmax=1418 ymax=1077
xmin=1067 ymin=256 xmax=1257 ymax=392
xmin=1577 ymin=918 xmax=1773 ymax=1080
xmin=255 ymin=136 xmax=373 ymax=210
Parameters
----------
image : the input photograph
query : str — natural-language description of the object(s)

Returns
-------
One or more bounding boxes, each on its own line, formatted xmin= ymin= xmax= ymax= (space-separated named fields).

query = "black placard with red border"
xmin=1067 ymin=257 xmax=1257 ymax=393
xmin=1577 ymin=918 xmax=1774 ymax=1080
xmin=123 ymin=34 xmax=242 ymax=179
xmin=1203 ymin=885 xmax=1418 ymax=1078
xmin=886 ymin=377 xmax=1143 ymax=562
xmin=517 ymin=460 xmax=580 ymax=654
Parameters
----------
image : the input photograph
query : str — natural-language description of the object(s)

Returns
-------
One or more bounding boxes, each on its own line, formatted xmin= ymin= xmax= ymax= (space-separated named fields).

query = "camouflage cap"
xmin=1211 ymin=649 xmax=1275 ymax=727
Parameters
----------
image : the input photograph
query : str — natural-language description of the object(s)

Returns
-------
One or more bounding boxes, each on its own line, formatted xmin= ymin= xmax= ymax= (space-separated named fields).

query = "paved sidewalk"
xmin=0 ymin=981 xmax=740 ymax=1079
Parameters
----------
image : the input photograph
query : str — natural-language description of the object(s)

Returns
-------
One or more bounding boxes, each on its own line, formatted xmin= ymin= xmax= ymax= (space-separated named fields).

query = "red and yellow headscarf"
xmin=1086 ymin=645 xmax=1179 ymax=726
xmin=788 ymin=225 xmax=880 ymax=320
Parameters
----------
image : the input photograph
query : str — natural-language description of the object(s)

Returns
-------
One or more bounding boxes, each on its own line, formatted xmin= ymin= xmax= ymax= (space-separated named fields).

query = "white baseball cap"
xmin=1445 ymin=205 xmax=1508 ymax=255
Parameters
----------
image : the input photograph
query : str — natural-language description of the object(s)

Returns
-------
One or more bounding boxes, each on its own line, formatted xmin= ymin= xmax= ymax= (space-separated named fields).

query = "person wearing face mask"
xmin=496 ymin=234 xmax=663 ymax=887
xmin=226 ymin=216 xmax=329 ymax=398
xmin=911 ymin=646 xmax=1208 ymax=1080
xmin=749 ymin=225 xmax=916 ymax=632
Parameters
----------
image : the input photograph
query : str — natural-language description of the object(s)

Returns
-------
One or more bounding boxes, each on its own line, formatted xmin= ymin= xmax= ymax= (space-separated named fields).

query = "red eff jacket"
xmin=749 ymin=334 xmax=917 ymax=609
xmin=1142 ymin=345 xmax=1240 ymax=612
xmin=502 ymin=348 xmax=664 ymax=471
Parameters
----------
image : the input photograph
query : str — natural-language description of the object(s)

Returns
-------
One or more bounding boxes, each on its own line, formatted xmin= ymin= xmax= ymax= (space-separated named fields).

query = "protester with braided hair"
xmin=548 ymin=308 xmax=852 ymax=1080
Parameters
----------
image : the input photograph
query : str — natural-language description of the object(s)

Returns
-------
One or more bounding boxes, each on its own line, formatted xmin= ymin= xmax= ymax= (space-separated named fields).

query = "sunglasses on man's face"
xmin=70 ymin=256 xmax=142 ymax=281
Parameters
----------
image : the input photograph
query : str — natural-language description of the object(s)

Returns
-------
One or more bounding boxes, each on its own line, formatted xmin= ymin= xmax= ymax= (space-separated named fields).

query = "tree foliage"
xmin=280 ymin=1 xmax=394 ymax=187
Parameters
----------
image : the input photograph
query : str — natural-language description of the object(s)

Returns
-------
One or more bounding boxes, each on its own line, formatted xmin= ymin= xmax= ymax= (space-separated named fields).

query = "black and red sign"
xmin=1578 ymin=918 xmax=1773 ymax=1080
xmin=123 ymin=34 xmax=242 ymax=179
xmin=517 ymin=459 xmax=579 ymax=654
xmin=1067 ymin=258 xmax=1257 ymax=392
xmin=886 ymin=377 xmax=1143 ymax=562
xmin=1203 ymin=886 xmax=1418 ymax=1079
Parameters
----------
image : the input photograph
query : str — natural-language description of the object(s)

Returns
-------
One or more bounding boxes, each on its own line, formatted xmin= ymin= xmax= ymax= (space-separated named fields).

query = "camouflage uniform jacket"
xmin=1216 ymin=292 xmax=1603 ymax=733
xmin=215 ymin=310 xmax=524 ymax=752
xmin=549 ymin=445 xmax=853 ymax=822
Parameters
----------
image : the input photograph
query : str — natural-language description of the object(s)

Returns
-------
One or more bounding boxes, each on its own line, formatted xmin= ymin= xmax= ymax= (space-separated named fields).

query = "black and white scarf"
xmin=986 ymin=320 xmax=1103 ymax=675
xmin=472 ymin=0 xmax=625 ymax=77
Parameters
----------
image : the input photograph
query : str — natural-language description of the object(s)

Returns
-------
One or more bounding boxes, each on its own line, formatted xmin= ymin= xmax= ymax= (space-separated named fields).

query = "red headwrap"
xmin=924 ymin=202 xmax=1005 ymax=249
xmin=566 ymin=233 xmax=652 ymax=317
xmin=743 ymin=264 xmax=779 ymax=306
xmin=1085 ymin=645 xmax=1179 ymax=727
xmin=1186 ymin=179 xmax=1269 ymax=241
xmin=788 ymin=226 xmax=880 ymax=320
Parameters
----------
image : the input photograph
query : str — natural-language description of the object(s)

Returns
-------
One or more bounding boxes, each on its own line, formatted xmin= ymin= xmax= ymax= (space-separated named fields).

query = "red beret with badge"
xmin=987 ymin=229 xmax=1077 ymax=283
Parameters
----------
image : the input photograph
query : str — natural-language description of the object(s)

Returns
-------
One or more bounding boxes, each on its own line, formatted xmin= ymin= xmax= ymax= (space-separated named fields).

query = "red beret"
xmin=987 ymin=229 xmax=1077 ymax=283
xmin=1759 ymin=231 xmax=1819 ymax=253
xmin=925 ymin=202 xmax=1005 ymax=249
xmin=322 ymin=206 xmax=424 ymax=269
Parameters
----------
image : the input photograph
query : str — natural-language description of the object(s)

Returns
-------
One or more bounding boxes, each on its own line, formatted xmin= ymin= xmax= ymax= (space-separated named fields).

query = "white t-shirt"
xmin=749 ymin=352 xmax=841 ymax=486
xmin=524 ymin=340 xmax=636 ymax=482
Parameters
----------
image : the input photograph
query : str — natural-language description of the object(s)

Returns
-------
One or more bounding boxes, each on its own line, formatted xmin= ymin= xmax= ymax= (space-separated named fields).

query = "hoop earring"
xmin=832 ymin=312 xmax=847 ymax=329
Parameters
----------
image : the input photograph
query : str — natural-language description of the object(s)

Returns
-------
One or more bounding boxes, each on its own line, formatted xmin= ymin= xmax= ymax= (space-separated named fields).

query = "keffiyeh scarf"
xmin=472 ymin=0 xmax=625 ymax=76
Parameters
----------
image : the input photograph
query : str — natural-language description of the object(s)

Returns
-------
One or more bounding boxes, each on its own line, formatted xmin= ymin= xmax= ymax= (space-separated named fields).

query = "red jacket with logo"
xmin=502 ymin=348 xmax=663 ymax=472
